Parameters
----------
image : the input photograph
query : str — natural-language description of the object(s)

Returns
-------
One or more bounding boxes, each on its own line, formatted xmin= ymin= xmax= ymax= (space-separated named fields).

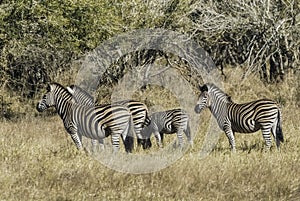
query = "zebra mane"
xmin=205 ymin=83 xmax=232 ymax=102
xmin=49 ymin=82 xmax=73 ymax=98
xmin=69 ymin=85 xmax=94 ymax=99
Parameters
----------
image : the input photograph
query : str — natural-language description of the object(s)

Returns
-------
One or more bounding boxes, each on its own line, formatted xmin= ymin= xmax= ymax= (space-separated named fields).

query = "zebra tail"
xmin=186 ymin=121 xmax=192 ymax=143
xmin=276 ymin=109 xmax=284 ymax=143
xmin=124 ymin=116 xmax=136 ymax=152
xmin=144 ymin=113 xmax=151 ymax=127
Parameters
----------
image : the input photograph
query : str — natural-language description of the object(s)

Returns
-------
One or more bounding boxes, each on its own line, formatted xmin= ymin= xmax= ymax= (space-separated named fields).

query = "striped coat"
xmin=67 ymin=85 xmax=151 ymax=150
xmin=140 ymin=109 xmax=192 ymax=148
xmin=194 ymin=83 xmax=283 ymax=152
xmin=37 ymin=83 xmax=135 ymax=152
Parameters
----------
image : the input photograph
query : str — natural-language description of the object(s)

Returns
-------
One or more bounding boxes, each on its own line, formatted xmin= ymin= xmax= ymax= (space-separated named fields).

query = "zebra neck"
xmin=55 ymin=95 xmax=73 ymax=121
xmin=209 ymin=96 xmax=229 ymax=129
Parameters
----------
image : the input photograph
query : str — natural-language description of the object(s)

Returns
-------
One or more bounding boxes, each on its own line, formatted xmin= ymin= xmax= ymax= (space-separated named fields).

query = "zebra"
xmin=194 ymin=83 xmax=284 ymax=152
xmin=66 ymin=85 xmax=152 ymax=150
xmin=36 ymin=82 xmax=136 ymax=153
xmin=140 ymin=109 xmax=192 ymax=149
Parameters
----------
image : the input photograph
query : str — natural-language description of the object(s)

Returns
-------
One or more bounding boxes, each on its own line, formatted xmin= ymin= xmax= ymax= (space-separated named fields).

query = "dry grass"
xmin=1 ymin=69 xmax=300 ymax=200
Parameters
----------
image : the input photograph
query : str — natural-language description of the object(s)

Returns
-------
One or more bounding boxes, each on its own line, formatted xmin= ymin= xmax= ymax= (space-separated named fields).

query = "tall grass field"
xmin=1 ymin=69 xmax=300 ymax=200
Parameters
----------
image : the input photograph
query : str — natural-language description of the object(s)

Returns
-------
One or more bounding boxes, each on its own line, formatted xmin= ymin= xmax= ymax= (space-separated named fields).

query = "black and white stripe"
xmin=140 ymin=109 xmax=192 ymax=148
xmin=66 ymin=85 xmax=151 ymax=150
xmin=37 ymin=83 xmax=136 ymax=153
xmin=194 ymin=83 xmax=284 ymax=152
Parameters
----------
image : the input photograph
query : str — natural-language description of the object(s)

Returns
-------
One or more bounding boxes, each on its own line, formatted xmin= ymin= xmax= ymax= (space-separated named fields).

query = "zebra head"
xmin=36 ymin=83 xmax=56 ymax=112
xmin=36 ymin=83 xmax=72 ymax=112
xmin=194 ymin=84 xmax=210 ymax=113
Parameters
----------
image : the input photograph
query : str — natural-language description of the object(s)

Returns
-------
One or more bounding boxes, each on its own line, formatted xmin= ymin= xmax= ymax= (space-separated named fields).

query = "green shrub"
xmin=0 ymin=0 xmax=299 ymax=119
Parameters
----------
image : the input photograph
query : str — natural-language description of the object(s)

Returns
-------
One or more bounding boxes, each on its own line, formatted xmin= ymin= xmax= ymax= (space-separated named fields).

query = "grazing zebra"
xmin=140 ymin=109 xmax=192 ymax=149
xmin=36 ymin=83 xmax=136 ymax=153
xmin=194 ymin=83 xmax=284 ymax=152
xmin=66 ymin=85 xmax=152 ymax=150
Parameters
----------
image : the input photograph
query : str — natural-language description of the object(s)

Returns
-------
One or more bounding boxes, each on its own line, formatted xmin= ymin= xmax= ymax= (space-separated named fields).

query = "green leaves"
xmin=0 ymin=0 xmax=299 ymax=118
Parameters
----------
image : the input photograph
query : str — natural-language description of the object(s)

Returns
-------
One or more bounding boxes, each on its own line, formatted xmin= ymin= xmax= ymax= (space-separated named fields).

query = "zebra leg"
xmin=270 ymin=118 xmax=281 ymax=149
xmin=111 ymin=134 xmax=120 ymax=153
xmin=185 ymin=122 xmax=193 ymax=147
xmin=176 ymin=129 xmax=184 ymax=148
xmin=78 ymin=134 xmax=90 ymax=154
xmin=154 ymin=131 xmax=163 ymax=148
xmin=67 ymin=125 xmax=84 ymax=150
xmin=160 ymin=133 xmax=164 ymax=145
xmin=91 ymin=139 xmax=98 ymax=153
xmin=224 ymin=126 xmax=236 ymax=153
xmin=70 ymin=132 xmax=83 ymax=150
xmin=136 ymin=128 xmax=143 ymax=147
xmin=138 ymin=138 xmax=152 ymax=149
xmin=261 ymin=128 xmax=272 ymax=150
xmin=136 ymin=127 xmax=150 ymax=150
xmin=122 ymin=135 xmax=134 ymax=153
xmin=91 ymin=138 xmax=105 ymax=153
xmin=98 ymin=138 xmax=105 ymax=150
xmin=121 ymin=117 xmax=136 ymax=153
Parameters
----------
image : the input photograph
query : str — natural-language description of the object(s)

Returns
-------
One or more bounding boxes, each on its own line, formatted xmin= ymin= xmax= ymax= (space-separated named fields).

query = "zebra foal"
xmin=66 ymin=85 xmax=151 ymax=150
xmin=194 ymin=83 xmax=283 ymax=152
xmin=36 ymin=83 xmax=136 ymax=153
xmin=140 ymin=109 xmax=192 ymax=149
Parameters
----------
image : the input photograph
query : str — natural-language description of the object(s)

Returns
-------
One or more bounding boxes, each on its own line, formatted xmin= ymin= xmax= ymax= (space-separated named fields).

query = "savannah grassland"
xmin=0 ymin=69 xmax=300 ymax=201
xmin=1 ymin=0 xmax=300 ymax=200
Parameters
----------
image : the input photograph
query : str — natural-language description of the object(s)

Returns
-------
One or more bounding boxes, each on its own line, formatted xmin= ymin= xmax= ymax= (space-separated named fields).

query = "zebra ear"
xmin=66 ymin=86 xmax=74 ymax=94
xmin=226 ymin=94 xmax=232 ymax=102
xmin=46 ymin=83 xmax=51 ymax=92
xmin=199 ymin=84 xmax=208 ymax=92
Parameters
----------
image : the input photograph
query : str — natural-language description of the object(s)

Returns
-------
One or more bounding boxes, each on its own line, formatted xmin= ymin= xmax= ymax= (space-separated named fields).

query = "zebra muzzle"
xmin=194 ymin=105 xmax=202 ymax=113
xmin=36 ymin=103 xmax=44 ymax=112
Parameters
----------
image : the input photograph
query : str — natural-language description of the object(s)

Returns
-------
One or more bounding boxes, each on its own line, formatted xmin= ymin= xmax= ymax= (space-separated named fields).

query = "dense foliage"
xmin=0 ymin=0 xmax=299 ymax=118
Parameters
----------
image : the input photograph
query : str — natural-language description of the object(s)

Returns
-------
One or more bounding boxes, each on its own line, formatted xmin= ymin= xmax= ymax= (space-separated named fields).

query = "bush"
xmin=187 ymin=0 xmax=300 ymax=81
xmin=0 ymin=0 xmax=127 ymax=97
xmin=0 ymin=0 xmax=299 ymax=119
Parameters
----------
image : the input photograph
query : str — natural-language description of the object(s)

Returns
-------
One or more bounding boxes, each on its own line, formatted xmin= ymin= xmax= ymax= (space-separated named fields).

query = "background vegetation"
xmin=0 ymin=0 xmax=299 ymax=118
xmin=0 ymin=0 xmax=299 ymax=200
